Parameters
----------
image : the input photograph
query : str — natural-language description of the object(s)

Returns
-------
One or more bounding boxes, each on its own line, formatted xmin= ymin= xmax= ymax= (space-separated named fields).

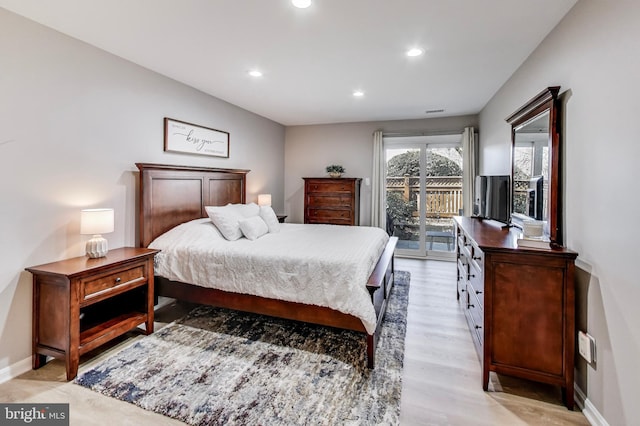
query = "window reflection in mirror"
xmin=512 ymin=111 xmax=550 ymax=230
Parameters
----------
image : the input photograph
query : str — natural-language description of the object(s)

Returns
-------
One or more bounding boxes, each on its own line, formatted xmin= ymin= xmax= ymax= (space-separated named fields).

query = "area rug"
xmin=75 ymin=271 xmax=410 ymax=426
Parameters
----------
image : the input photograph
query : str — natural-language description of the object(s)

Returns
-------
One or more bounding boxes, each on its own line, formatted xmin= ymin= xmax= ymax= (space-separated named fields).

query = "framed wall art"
xmin=164 ymin=117 xmax=230 ymax=158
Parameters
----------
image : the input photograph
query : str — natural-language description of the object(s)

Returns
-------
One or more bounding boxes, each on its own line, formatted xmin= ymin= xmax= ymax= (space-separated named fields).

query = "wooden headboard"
xmin=136 ymin=163 xmax=249 ymax=247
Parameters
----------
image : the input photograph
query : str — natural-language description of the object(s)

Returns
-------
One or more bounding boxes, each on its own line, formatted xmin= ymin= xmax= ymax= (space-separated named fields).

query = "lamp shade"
xmin=80 ymin=208 xmax=114 ymax=258
xmin=257 ymin=194 xmax=272 ymax=207
xmin=80 ymin=208 xmax=114 ymax=235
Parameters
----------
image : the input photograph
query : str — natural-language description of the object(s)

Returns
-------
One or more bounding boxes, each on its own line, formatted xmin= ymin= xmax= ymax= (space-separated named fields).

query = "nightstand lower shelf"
xmin=79 ymin=312 xmax=148 ymax=354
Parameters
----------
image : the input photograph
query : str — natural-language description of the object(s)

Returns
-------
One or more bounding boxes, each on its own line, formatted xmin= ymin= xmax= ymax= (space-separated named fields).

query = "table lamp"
xmin=258 ymin=194 xmax=272 ymax=207
xmin=80 ymin=208 xmax=114 ymax=258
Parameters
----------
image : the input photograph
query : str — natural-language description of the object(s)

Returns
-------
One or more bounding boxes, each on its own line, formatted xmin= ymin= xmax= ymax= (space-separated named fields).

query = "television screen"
xmin=474 ymin=175 xmax=510 ymax=224
xmin=527 ymin=175 xmax=544 ymax=220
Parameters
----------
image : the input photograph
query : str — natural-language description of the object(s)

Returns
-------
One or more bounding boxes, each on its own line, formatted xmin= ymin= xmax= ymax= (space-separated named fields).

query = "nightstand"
xmin=277 ymin=215 xmax=287 ymax=223
xmin=26 ymin=247 xmax=159 ymax=380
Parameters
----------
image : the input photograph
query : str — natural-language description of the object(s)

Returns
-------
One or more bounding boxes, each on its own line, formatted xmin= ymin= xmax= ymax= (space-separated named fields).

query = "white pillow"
xmin=259 ymin=206 xmax=281 ymax=233
xmin=229 ymin=202 xmax=260 ymax=218
xmin=205 ymin=203 xmax=261 ymax=240
xmin=205 ymin=205 xmax=244 ymax=241
xmin=238 ymin=216 xmax=269 ymax=240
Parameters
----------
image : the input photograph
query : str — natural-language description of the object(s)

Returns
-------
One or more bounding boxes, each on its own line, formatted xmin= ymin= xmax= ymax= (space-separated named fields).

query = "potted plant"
xmin=326 ymin=164 xmax=345 ymax=178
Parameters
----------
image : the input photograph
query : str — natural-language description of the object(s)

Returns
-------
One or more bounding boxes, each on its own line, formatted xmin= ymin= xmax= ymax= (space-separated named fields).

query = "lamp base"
xmin=86 ymin=235 xmax=108 ymax=258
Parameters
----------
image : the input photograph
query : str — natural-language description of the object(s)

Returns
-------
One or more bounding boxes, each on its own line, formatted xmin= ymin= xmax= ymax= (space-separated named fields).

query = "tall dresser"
xmin=454 ymin=216 xmax=578 ymax=409
xmin=303 ymin=177 xmax=361 ymax=225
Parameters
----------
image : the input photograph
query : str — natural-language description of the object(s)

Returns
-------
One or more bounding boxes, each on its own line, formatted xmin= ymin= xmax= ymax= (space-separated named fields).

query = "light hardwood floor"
xmin=397 ymin=258 xmax=588 ymax=425
xmin=0 ymin=258 xmax=589 ymax=425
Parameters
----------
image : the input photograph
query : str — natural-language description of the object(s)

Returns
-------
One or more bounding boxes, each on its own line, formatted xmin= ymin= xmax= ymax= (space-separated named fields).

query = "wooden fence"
xmin=386 ymin=176 xmax=463 ymax=218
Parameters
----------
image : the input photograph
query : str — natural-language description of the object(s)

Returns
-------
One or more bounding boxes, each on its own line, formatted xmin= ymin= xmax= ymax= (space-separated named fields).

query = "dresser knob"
xmin=475 ymin=290 xmax=483 ymax=294
xmin=473 ymin=256 xmax=482 ymax=261
xmin=475 ymin=325 xmax=482 ymax=329
xmin=115 ymin=277 xmax=121 ymax=283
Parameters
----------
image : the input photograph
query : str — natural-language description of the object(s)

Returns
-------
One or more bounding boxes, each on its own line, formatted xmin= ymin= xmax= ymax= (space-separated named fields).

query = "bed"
xmin=136 ymin=163 xmax=397 ymax=368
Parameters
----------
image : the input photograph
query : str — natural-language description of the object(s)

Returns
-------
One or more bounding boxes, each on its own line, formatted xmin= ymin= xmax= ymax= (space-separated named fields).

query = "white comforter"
xmin=149 ymin=219 xmax=389 ymax=334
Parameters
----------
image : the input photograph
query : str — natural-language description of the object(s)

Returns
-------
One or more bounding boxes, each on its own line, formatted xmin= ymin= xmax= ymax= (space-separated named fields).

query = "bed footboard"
xmin=365 ymin=236 xmax=398 ymax=368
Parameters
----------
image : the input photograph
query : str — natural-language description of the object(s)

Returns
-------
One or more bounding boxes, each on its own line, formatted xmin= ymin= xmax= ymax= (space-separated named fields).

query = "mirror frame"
xmin=506 ymin=86 xmax=561 ymax=245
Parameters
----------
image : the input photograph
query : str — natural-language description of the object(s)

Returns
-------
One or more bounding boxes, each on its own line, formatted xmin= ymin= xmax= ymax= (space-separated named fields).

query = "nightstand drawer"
xmin=82 ymin=264 xmax=146 ymax=301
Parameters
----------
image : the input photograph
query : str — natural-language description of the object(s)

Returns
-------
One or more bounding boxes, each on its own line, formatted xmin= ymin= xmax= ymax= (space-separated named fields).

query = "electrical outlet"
xmin=578 ymin=331 xmax=596 ymax=363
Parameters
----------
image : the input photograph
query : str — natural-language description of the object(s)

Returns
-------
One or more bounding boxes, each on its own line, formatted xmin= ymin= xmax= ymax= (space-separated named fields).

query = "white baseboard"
xmin=0 ymin=356 xmax=32 ymax=384
xmin=575 ymin=384 xmax=610 ymax=426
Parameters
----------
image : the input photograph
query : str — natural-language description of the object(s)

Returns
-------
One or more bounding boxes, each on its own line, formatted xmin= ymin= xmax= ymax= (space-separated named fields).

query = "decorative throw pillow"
xmin=238 ymin=216 xmax=269 ymax=240
xmin=205 ymin=205 xmax=244 ymax=241
xmin=259 ymin=206 xmax=281 ymax=233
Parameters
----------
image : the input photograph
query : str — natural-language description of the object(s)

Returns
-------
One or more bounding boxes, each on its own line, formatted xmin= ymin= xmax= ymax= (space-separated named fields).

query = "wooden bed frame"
xmin=136 ymin=163 xmax=397 ymax=368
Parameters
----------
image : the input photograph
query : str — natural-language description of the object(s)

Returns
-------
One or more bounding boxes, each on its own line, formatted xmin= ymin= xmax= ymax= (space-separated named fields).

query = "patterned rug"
xmin=75 ymin=271 xmax=410 ymax=426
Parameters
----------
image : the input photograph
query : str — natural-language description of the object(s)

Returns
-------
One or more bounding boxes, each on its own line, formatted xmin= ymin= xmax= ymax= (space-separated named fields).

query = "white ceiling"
xmin=0 ymin=0 xmax=577 ymax=126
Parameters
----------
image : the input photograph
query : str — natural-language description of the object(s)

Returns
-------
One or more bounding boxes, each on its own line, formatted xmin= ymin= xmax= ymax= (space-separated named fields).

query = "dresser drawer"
xmin=306 ymin=181 xmax=354 ymax=193
xmin=81 ymin=264 xmax=146 ymax=302
xmin=468 ymin=289 xmax=484 ymax=344
xmin=459 ymin=236 xmax=472 ymax=258
xmin=468 ymin=262 xmax=484 ymax=296
xmin=469 ymin=275 xmax=484 ymax=309
xmin=463 ymin=292 xmax=484 ymax=356
xmin=306 ymin=194 xmax=353 ymax=207
xmin=457 ymin=259 xmax=468 ymax=300
xmin=470 ymin=243 xmax=484 ymax=274
xmin=457 ymin=258 xmax=468 ymax=282
xmin=307 ymin=208 xmax=352 ymax=221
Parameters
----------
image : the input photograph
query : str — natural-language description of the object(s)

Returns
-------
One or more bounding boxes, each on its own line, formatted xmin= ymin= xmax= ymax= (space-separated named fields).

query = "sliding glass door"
xmin=384 ymin=134 xmax=463 ymax=259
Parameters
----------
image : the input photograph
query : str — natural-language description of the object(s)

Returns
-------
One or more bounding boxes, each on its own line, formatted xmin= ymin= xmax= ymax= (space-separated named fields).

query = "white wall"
xmin=0 ymin=9 xmax=284 ymax=373
xmin=479 ymin=2 xmax=640 ymax=424
xmin=285 ymin=115 xmax=478 ymax=225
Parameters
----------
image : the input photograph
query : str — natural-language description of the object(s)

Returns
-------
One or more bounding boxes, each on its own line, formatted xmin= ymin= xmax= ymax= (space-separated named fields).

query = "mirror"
xmin=506 ymin=86 xmax=561 ymax=244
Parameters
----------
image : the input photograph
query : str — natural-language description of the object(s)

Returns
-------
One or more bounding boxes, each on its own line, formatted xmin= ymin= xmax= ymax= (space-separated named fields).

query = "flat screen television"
xmin=473 ymin=175 xmax=511 ymax=224
xmin=527 ymin=175 xmax=544 ymax=220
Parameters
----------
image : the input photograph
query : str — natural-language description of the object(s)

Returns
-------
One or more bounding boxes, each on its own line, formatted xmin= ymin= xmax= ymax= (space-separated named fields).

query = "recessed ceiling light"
xmin=248 ymin=70 xmax=263 ymax=77
xmin=406 ymin=48 xmax=424 ymax=57
xmin=292 ymin=0 xmax=311 ymax=8
xmin=353 ymin=91 xmax=365 ymax=97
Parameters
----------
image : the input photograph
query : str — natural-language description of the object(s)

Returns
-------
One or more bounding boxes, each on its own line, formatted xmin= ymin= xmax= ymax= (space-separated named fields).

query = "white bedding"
xmin=149 ymin=219 xmax=390 ymax=334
